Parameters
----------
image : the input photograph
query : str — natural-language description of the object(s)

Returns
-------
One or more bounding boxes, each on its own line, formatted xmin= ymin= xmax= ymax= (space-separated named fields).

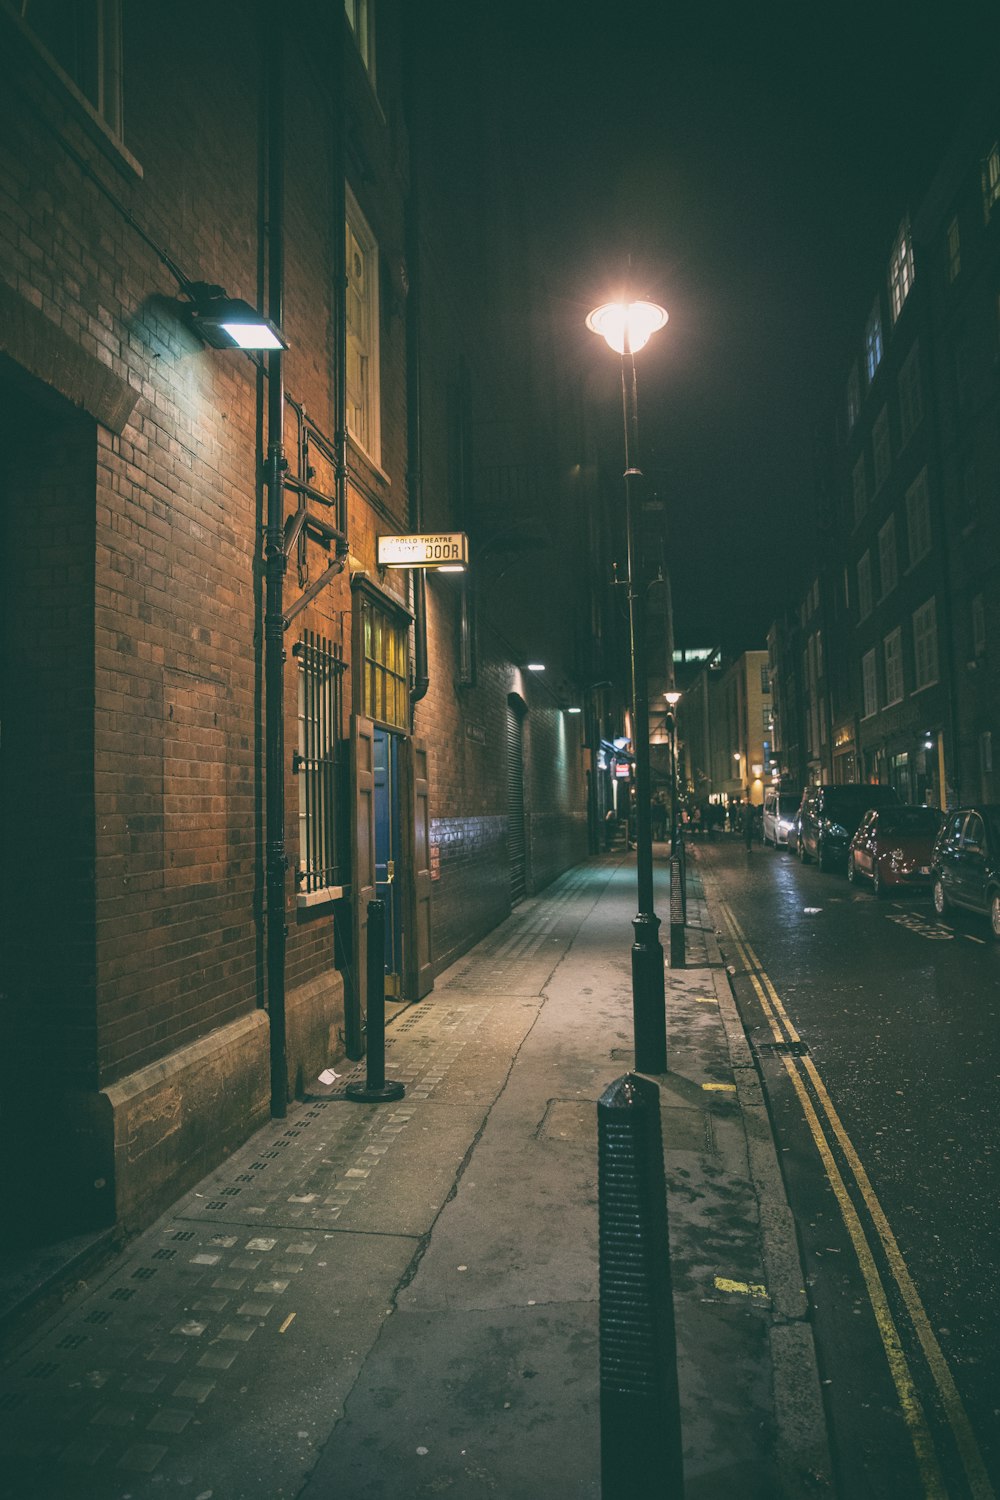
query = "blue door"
xmin=373 ymin=728 xmax=403 ymax=993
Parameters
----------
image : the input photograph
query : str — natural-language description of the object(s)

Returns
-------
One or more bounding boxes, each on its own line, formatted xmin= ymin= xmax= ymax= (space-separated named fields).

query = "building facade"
xmin=0 ymin=2 xmax=595 ymax=1246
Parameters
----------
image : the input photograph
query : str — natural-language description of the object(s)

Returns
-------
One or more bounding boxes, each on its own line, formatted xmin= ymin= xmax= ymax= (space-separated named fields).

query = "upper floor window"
xmin=852 ymin=455 xmax=867 ymax=527
xmin=906 ymin=470 xmax=931 ymax=566
xmin=18 ymin=0 xmax=124 ymax=134
xmin=912 ymin=597 xmax=939 ymax=689
xmin=862 ymin=649 xmax=878 ymax=718
xmin=873 ymin=407 xmax=891 ymax=489
xmin=865 ymin=301 xmax=883 ymax=383
xmin=888 ymin=220 xmax=915 ymax=322
xmin=345 ymin=188 xmax=381 ymax=462
xmin=345 ymin=0 xmax=374 ymax=75
xmin=972 ymin=593 xmax=986 ymax=657
xmin=983 ymin=143 xmax=1000 ymax=223
xmin=947 ymin=216 xmax=961 ymax=282
xmin=878 ymin=515 xmax=897 ymax=598
xmin=898 ymin=344 xmax=923 ymax=447
xmin=858 ymin=551 xmax=873 ymax=621
xmin=884 ymin=628 xmax=904 ymax=705
xmin=846 ymin=365 xmax=860 ymax=431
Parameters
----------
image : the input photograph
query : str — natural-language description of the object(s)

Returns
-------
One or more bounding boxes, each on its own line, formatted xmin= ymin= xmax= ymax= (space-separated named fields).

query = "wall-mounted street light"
xmin=526 ymin=662 xmax=546 ymax=673
xmin=186 ymin=281 xmax=288 ymax=350
xmin=587 ymin=294 xmax=669 ymax=1074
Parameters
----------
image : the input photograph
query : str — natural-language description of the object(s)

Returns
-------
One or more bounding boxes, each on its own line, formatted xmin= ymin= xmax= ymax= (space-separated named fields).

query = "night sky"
xmin=494 ymin=0 xmax=996 ymax=650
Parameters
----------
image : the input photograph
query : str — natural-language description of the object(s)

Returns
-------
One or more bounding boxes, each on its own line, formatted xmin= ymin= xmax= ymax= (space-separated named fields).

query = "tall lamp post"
xmin=587 ymin=297 xmax=668 ymax=1074
xmin=664 ymin=690 xmax=681 ymax=854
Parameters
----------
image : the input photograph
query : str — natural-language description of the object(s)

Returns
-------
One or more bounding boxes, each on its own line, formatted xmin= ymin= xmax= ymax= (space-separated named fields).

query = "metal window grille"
xmin=293 ymin=632 xmax=346 ymax=894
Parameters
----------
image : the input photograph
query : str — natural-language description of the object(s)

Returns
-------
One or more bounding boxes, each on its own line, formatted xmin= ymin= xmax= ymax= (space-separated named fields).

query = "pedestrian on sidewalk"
xmin=744 ymin=801 xmax=755 ymax=850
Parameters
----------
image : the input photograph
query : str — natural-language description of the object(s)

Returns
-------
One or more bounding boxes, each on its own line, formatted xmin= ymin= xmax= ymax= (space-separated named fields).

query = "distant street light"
xmin=587 ymin=295 xmax=669 ymax=1074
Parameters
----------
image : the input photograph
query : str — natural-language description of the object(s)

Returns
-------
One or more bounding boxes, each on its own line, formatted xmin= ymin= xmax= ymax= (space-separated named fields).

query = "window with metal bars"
xmin=293 ymin=632 xmax=347 ymax=897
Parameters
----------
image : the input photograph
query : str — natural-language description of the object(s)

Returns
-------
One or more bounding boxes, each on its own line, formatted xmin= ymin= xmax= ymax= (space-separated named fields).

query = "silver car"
xmin=762 ymin=789 xmax=801 ymax=848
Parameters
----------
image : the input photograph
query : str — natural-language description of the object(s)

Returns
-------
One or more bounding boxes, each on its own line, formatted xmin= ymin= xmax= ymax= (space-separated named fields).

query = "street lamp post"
xmin=665 ymin=691 xmax=681 ymax=854
xmin=587 ymin=298 xmax=668 ymax=1074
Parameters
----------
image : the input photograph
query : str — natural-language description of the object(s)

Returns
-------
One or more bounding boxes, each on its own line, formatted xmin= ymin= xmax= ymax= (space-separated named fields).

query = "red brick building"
xmin=0 ymin=2 xmax=598 ymax=1245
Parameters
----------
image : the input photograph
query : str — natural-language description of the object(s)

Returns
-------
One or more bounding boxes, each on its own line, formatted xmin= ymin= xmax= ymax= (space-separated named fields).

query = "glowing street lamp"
xmin=587 ymin=294 xmax=669 ymax=1073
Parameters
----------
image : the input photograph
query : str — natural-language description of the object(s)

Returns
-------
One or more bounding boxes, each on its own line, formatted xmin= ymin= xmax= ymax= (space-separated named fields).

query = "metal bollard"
xmin=678 ymin=835 xmax=687 ymax=924
xmin=669 ymin=854 xmax=686 ymax=969
xmin=598 ymin=1073 xmax=684 ymax=1498
xmin=346 ymin=899 xmax=405 ymax=1104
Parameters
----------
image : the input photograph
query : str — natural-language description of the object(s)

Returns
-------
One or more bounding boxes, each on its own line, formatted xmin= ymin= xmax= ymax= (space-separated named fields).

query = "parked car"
xmin=847 ymin=805 xmax=942 ymax=896
xmin=931 ymin=804 xmax=1000 ymax=939
xmin=798 ymin=783 xmax=901 ymax=871
xmin=762 ymin=789 xmax=801 ymax=848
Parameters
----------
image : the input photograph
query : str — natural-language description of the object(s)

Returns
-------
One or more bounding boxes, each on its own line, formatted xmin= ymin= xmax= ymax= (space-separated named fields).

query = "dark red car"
xmin=847 ymin=805 xmax=942 ymax=897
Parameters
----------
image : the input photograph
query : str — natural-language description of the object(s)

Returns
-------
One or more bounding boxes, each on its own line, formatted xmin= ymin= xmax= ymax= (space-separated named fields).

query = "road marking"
xmin=721 ymin=901 xmax=994 ymax=1500
xmin=279 ymin=1313 xmax=296 ymax=1334
xmin=701 ymin=1081 xmax=737 ymax=1092
xmin=695 ymin=996 xmax=718 ymax=1004
xmin=714 ymin=1275 xmax=768 ymax=1299
xmin=965 ymin=934 xmax=986 ymax=945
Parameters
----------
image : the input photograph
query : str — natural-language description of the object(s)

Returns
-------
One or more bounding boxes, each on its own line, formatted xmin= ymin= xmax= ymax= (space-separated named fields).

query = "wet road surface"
xmin=694 ymin=835 xmax=1000 ymax=1500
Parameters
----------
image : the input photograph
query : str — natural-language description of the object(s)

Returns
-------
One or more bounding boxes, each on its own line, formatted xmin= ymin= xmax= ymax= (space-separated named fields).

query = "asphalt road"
xmin=694 ymin=834 xmax=1000 ymax=1500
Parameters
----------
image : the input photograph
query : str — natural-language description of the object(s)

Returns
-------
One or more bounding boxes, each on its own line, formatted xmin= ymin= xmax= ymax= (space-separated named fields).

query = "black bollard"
xmin=669 ymin=854 xmax=686 ymax=969
xmin=598 ymin=1073 xmax=684 ymax=1499
xmin=677 ymin=835 xmax=687 ymax=924
xmin=346 ymin=899 xmax=405 ymax=1104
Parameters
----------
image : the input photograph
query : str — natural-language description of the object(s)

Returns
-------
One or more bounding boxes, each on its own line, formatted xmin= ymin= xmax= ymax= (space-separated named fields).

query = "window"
xmin=906 ymin=470 xmax=931 ymax=566
xmin=983 ymin=143 xmax=1000 ymax=223
xmin=360 ymin=594 xmax=409 ymax=729
xmin=344 ymin=0 xmax=374 ymax=74
xmin=294 ymin=632 xmax=347 ymax=898
xmin=884 ymin=628 xmax=904 ymax=705
xmin=858 ymin=551 xmax=873 ymax=620
xmin=763 ymin=705 xmax=774 ymax=736
xmin=947 ymin=216 xmax=961 ymax=282
xmin=865 ymin=300 xmax=883 ymax=382
xmin=913 ymin=598 xmax=939 ymax=689
xmin=862 ymin=649 xmax=878 ymax=718
xmin=760 ymin=663 xmax=771 ymax=694
xmin=878 ymin=515 xmax=897 ymax=597
xmin=852 ymin=455 xmax=867 ymax=526
xmin=898 ymin=344 xmax=923 ymax=446
xmin=873 ymin=407 xmax=891 ymax=489
xmin=847 ymin=365 xmax=860 ymax=430
xmin=888 ymin=219 xmax=915 ymax=322
xmin=972 ymin=593 xmax=986 ymax=656
xmin=346 ymin=188 xmax=381 ymax=460
xmin=18 ymin=0 xmax=124 ymax=134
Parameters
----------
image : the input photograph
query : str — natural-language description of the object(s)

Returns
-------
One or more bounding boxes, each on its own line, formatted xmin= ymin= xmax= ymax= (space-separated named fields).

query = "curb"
xmin=697 ymin=881 xmax=835 ymax=1497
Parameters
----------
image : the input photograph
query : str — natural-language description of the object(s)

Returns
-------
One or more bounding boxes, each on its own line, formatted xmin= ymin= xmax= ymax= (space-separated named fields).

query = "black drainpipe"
xmin=264 ymin=3 xmax=288 ymax=1118
xmin=404 ymin=13 xmax=428 ymax=711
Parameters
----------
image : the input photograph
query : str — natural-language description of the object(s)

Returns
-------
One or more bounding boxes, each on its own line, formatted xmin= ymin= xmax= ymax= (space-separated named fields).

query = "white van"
xmin=762 ymin=789 xmax=801 ymax=848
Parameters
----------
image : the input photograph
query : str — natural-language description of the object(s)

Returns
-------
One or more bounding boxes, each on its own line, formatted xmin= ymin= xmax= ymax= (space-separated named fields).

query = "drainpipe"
xmin=332 ymin=20 xmax=348 ymax=552
xmin=404 ymin=18 xmax=428 ymax=710
xmin=264 ymin=5 xmax=288 ymax=1118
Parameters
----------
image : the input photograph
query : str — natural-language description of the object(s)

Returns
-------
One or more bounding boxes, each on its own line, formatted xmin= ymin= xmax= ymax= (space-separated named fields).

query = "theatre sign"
xmin=377 ymin=532 xmax=469 ymax=570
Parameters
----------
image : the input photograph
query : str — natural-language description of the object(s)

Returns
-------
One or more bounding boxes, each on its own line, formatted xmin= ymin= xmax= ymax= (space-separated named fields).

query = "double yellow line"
xmin=720 ymin=901 xmax=993 ymax=1500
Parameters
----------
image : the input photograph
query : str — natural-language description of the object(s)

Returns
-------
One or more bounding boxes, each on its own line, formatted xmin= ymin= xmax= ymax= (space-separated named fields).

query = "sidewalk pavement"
xmin=0 ymin=847 xmax=832 ymax=1500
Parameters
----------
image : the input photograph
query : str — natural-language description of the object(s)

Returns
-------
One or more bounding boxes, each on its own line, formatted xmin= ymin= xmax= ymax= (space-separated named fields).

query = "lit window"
xmin=865 ymin=301 xmax=883 ymax=382
xmin=345 ymin=188 xmax=381 ymax=461
xmin=983 ymin=143 xmax=1000 ymax=223
xmin=913 ymin=598 xmax=939 ymax=689
xmin=906 ymin=470 xmax=931 ymax=565
xmin=898 ymin=344 xmax=923 ymax=446
xmin=852 ymin=455 xmax=867 ymax=526
xmin=359 ymin=595 xmax=409 ymax=730
xmin=18 ymin=0 xmax=124 ymax=134
xmin=888 ymin=220 xmax=915 ymax=322
xmin=847 ymin=365 xmax=860 ymax=430
xmin=878 ymin=515 xmax=897 ymax=598
xmin=873 ymin=407 xmax=891 ymax=489
xmin=884 ymin=629 xmax=904 ymax=705
xmin=947 ymin=217 xmax=961 ymax=282
xmin=345 ymin=0 xmax=374 ymax=75
xmin=862 ymin=649 xmax=878 ymax=718
xmin=858 ymin=551 xmax=873 ymax=621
